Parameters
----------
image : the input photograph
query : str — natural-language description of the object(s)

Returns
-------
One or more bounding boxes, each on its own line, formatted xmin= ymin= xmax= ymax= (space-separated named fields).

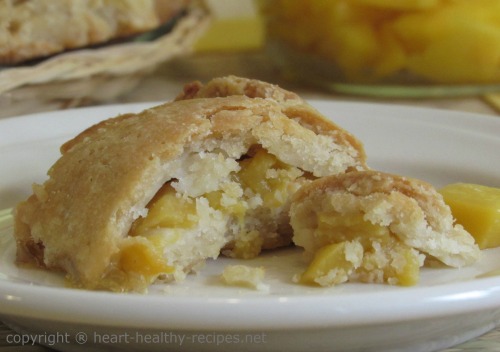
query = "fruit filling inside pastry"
xmin=124 ymin=147 xmax=308 ymax=286
xmin=290 ymin=171 xmax=481 ymax=287
xmin=296 ymin=202 xmax=424 ymax=287
xmin=13 ymin=76 xmax=368 ymax=292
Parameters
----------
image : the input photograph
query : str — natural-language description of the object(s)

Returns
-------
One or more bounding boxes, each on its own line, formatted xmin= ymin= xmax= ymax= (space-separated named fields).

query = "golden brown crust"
xmin=0 ymin=0 xmax=188 ymax=64
xmin=15 ymin=98 xmax=216 ymax=286
xmin=175 ymin=76 xmax=368 ymax=170
xmin=14 ymin=78 xmax=367 ymax=291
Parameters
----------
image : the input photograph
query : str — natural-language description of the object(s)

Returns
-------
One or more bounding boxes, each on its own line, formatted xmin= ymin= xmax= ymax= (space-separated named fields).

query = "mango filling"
xmin=118 ymin=240 xmax=173 ymax=278
xmin=439 ymin=183 xmax=500 ymax=249
xmin=238 ymin=149 xmax=300 ymax=208
xmin=299 ymin=241 xmax=363 ymax=286
xmin=130 ymin=184 xmax=197 ymax=234
xmin=97 ymin=236 xmax=174 ymax=292
xmin=300 ymin=212 xmax=421 ymax=286
xmin=121 ymin=148 xmax=304 ymax=283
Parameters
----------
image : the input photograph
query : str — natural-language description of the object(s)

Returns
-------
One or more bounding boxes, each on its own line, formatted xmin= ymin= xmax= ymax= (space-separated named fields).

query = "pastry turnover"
xmin=14 ymin=76 xmax=366 ymax=292
xmin=0 ymin=0 xmax=189 ymax=64
xmin=290 ymin=170 xmax=481 ymax=287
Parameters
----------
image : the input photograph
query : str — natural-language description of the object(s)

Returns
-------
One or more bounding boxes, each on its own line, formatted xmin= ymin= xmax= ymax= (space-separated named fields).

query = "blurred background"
xmin=1 ymin=0 xmax=499 ymax=118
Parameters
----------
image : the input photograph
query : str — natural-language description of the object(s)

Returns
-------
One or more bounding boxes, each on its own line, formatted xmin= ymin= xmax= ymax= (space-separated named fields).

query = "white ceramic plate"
xmin=0 ymin=102 xmax=499 ymax=352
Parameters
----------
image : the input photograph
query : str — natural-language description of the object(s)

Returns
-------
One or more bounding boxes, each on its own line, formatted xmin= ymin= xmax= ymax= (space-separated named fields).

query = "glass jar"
xmin=258 ymin=0 xmax=500 ymax=97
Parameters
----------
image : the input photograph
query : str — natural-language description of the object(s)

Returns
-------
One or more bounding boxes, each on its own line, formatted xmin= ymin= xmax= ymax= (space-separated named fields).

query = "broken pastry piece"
xmin=290 ymin=170 xmax=481 ymax=287
xmin=14 ymin=76 xmax=366 ymax=292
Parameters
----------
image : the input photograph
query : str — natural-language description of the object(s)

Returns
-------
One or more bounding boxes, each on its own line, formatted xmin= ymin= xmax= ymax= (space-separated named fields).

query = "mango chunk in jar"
xmin=259 ymin=0 xmax=500 ymax=87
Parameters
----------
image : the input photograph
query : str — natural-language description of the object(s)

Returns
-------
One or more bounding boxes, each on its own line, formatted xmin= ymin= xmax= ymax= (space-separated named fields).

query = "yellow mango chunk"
xmin=194 ymin=17 xmax=264 ymax=52
xmin=327 ymin=22 xmax=379 ymax=82
xmin=395 ymin=246 xmax=421 ymax=286
xmin=130 ymin=184 xmax=197 ymax=235
xmin=439 ymin=183 xmax=500 ymax=249
xmin=205 ymin=190 xmax=247 ymax=217
xmin=118 ymin=240 xmax=172 ymax=278
xmin=238 ymin=149 xmax=277 ymax=193
xmin=394 ymin=8 xmax=500 ymax=83
xmin=300 ymin=241 xmax=363 ymax=286
xmin=307 ymin=212 xmax=421 ymax=286
xmin=238 ymin=149 xmax=302 ymax=208
xmin=316 ymin=212 xmax=391 ymax=246
xmin=371 ymin=27 xmax=407 ymax=79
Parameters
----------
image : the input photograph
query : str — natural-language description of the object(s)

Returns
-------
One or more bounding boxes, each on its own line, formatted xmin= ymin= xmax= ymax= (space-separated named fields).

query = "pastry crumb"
xmin=221 ymin=265 xmax=270 ymax=292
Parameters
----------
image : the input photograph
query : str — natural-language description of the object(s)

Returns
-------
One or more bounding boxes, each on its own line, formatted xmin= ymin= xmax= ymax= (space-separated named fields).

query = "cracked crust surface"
xmin=175 ymin=75 xmax=367 ymax=170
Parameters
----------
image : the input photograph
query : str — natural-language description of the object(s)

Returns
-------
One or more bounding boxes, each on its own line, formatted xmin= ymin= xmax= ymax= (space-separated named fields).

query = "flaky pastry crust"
xmin=291 ymin=170 xmax=480 ymax=269
xmin=175 ymin=75 xmax=367 ymax=168
xmin=14 ymin=76 xmax=367 ymax=291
